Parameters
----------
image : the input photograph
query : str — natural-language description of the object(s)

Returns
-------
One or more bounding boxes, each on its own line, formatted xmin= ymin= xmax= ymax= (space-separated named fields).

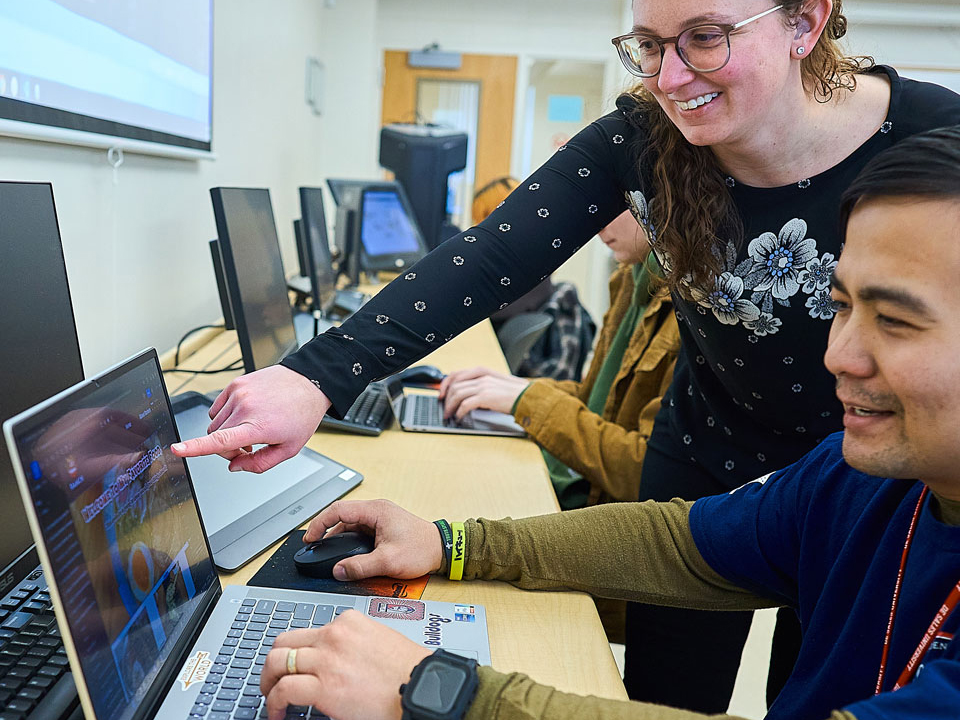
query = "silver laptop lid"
xmin=2 ymin=349 xmax=221 ymax=720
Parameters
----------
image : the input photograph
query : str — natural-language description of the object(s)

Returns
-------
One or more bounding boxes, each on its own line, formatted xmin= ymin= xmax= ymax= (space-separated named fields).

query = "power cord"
xmin=174 ymin=324 xmax=225 ymax=365
xmin=162 ymin=360 xmax=244 ymax=375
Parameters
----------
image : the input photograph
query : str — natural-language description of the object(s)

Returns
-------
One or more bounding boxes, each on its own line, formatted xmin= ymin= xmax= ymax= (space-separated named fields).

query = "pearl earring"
xmin=796 ymin=46 xmax=806 ymax=55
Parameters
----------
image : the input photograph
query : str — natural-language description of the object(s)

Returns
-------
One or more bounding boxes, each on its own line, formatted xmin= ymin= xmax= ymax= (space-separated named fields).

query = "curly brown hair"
xmin=625 ymin=0 xmax=874 ymax=295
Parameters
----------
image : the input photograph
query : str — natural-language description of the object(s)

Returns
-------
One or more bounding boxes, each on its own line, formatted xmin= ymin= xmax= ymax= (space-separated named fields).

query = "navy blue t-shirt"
xmin=690 ymin=433 xmax=960 ymax=720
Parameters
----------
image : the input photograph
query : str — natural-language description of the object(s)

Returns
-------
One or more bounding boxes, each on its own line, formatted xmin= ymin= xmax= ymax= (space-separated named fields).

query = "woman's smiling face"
xmin=634 ymin=0 xmax=798 ymax=151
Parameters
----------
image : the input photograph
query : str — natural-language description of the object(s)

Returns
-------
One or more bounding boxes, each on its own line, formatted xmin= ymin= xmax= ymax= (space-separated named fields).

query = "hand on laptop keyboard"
xmin=303 ymin=500 xmax=443 ymax=581
xmin=172 ymin=366 xmax=331 ymax=473
xmin=260 ymin=612 xmax=431 ymax=720
xmin=438 ymin=366 xmax=530 ymax=420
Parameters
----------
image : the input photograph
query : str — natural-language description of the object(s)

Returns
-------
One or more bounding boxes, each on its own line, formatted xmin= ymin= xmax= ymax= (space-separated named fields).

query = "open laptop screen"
xmin=359 ymin=188 xmax=422 ymax=256
xmin=7 ymin=351 xmax=218 ymax=720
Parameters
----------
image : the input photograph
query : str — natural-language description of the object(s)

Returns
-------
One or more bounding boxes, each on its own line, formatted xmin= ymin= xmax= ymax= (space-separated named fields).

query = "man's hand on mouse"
xmin=261 ymin=612 xmax=431 ymax=720
xmin=171 ymin=365 xmax=330 ymax=473
xmin=304 ymin=500 xmax=443 ymax=581
xmin=439 ymin=366 xmax=530 ymax=420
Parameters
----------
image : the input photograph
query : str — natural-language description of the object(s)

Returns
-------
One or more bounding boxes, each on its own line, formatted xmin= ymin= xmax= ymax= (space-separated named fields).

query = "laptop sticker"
xmin=367 ymin=598 xmax=425 ymax=621
xmin=178 ymin=650 xmax=213 ymax=690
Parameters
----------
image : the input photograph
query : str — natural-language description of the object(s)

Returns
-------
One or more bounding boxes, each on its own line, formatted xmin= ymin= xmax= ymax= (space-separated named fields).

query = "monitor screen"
xmin=0 ymin=1 xmax=213 ymax=153
xmin=298 ymin=187 xmax=337 ymax=314
xmin=8 ymin=351 xmax=218 ymax=720
xmin=359 ymin=188 xmax=422 ymax=257
xmin=209 ymin=188 xmax=298 ymax=373
xmin=0 ymin=182 xmax=84 ymax=575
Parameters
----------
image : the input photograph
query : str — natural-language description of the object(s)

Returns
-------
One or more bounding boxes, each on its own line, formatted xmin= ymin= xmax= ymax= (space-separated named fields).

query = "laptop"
xmin=385 ymin=378 xmax=526 ymax=438
xmin=3 ymin=349 xmax=491 ymax=720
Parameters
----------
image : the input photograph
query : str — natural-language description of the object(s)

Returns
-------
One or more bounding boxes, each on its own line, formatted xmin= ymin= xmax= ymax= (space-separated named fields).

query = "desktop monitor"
xmin=379 ymin=124 xmax=468 ymax=249
xmin=356 ymin=182 xmax=428 ymax=272
xmin=209 ymin=187 xmax=298 ymax=373
xmin=298 ymin=187 xmax=338 ymax=314
xmin=0 ymin=182 xmax=85 ymax=580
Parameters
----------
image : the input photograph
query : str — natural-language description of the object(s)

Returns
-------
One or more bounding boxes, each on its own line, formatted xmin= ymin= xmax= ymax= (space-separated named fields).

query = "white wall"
xmin=1 ymin=0 xmax=327 ymax=375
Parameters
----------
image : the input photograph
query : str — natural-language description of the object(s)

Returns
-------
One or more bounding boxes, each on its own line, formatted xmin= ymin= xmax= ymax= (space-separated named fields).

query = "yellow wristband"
xmin=449 ymin=522 xmax=466 ymax=581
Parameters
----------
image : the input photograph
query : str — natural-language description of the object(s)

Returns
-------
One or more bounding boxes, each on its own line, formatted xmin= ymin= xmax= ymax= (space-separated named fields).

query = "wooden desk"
xmin=167 ymin=317 xmax=627 ymax=701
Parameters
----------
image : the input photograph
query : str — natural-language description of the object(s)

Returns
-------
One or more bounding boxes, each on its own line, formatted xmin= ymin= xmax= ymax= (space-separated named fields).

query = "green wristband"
xmin=434 ymin=519 xmax=453 ymax=573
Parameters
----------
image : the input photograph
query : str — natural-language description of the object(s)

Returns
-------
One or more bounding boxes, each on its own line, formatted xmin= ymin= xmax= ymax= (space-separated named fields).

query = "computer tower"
xmin=379 ymin=124 xmax=467 ymax=250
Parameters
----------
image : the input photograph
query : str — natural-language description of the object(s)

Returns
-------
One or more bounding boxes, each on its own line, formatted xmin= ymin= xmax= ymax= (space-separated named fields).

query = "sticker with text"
xmin=178 ymin=651 xmax=212 ymax=691
xmin=455 ymin=613 xmax=476 ymax=623
xmin=454 ymin=605 xmax=475 ymax=615
xmin=367 ymin=598 xmax=425 ymax=621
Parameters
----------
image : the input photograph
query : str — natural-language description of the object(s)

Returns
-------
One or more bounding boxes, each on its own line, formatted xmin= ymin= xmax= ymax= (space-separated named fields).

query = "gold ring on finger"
xmin=286 ymin=648 xmax=298 ymax=675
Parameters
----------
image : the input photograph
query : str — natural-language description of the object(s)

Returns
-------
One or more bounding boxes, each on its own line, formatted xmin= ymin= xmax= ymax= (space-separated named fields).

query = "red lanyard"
xmin=875 ymin=486 xmax=960 ymax=694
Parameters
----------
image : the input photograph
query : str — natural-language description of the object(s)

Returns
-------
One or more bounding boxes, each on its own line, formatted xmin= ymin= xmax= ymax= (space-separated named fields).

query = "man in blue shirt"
xmin=251 ymin=128 xmax=960 ymax=720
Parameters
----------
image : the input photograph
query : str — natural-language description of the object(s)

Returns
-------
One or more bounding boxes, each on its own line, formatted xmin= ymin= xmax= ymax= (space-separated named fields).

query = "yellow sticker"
xmin=178 ymin=650 xmax=213 ymax=691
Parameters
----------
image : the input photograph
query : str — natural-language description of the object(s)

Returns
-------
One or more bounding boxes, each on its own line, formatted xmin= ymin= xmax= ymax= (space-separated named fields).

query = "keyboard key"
xmin=0 ymin=629 xmax=15 ymax=639
xmin=312 ymin=606 xmax=334 ymax=625
xmin=16 ymin=687 xmax=43 ymax=701
xmin=235 ymin=709 xmax=258 ymax=719
xmin=289 ymin=619 xmax=310 ymax=629
xmin=209 ymin=663 xmax=229 ymax=676
xmin=272 ymin=612 xmax=292 ymax=622
xmin=217 ymin=646 xmax=235 ymax=656
xmin=285 ymin=706 xmax=309 ymax=719
xmin=241 ymin=599 xmax=256 ymax=607
xmin=217 ymin=689 xmax=240 ymax=701
xmin=7 ymin=666 xmax=31 ymax=679
xmin=265 ymin=628 xmax=284 ymax=638
xmin=227 ymin=629 xmax=243 ymax=639
xmin=247 ymin=622 xmax=267 ymax=633
xmin=1 ymin=613 xmax=31 ymax=630
xmin=195 ymin=692 xmax=215 ymax=705
xmin=47 ymin=654 xmax=69 ymax=666
xmin=20 ymin=585 xmax=38 ymax=594
xmin=27 ymin=645 xmax=54 ymax=659
xmin=243 ymin=631 xmax=264 ymax=641
xmin=0 ymin=677 xmax=24 ymax=691
xmin=234 ymin=649 xmax=256 ymax=660
xmin=238 ymin=693 xmax=261 ymax=705
xmin=5 ymin=699 xmax=32 ymax=713
xmin=231 ymin=622 xmax=247 ymax=631
xmin=238 ymin=640 xmax=259 ymax=650
xmin=251 ymin=614 xmax=271 ymax=625
xmin=221 ymin=678 xmax=243 ymax=690
xmin=211 ymin=701 xmax=235 ymax=713
xmin=293 ymin=604 xmax=314 ymax=621
xmin=335 ymin=606 xmax=352 ymax=615
xmin=268 ymin=620 xmax=288 ymax=630
xmin=35 ymin=636 xmax=60 ymax=647
xmin=207 ymin=711 xmax=231 ymax=720
xmin=254 ymin=600 xmax=275 ymax=615
xmin=26 ymin=676 xmax=53 ymax=690
xmin=22 ymin=602 xmax=46 ymax=614
xmin=36 ymin=665 xmax=64 ymax=678
xmin=215 ymin=655 xmax=232 ymax=665
xmin=17 ymin=655 xmax=42 ymax=668
xmin=226 ymin=668 xmax=248 ymax=679
xmin=275 ymin=602 xmax=296 ymax=613
xmin=261 ymin=636 xmax=275 ymax=647
xmin=237 ymin=606 xmax=253 ymax=615
xmin=201 ymin=683 xmax=219 ymax=695
xmin=189 ymin=703 xmax=209 ymax=716
xmin=230 ymin=659 xmax=252 ymax=670
xmin=0 ymin=599 xmax=20 ymax=611
xmin=242 ymin=685 xmax=262 ymax=696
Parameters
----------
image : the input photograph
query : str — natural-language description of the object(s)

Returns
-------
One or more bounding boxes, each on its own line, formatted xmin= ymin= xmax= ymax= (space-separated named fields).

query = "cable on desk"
xmin=162 ymin=360 xmax=244 ymax=376
xmin=174 ymin=324 xmax=226 ymax=366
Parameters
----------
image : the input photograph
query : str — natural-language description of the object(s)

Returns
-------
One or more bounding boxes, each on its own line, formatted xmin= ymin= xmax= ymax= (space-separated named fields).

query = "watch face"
xmin=409 ymin=662 xmax=469 ymax=713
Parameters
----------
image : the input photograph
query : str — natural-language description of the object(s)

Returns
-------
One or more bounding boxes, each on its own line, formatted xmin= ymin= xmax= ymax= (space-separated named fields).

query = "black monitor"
xmin=325 ymin=178 xmax=372 ymax=208
xmin=209 ymin=187 xmax=298 ymax=374
xmin=379 ymin=124 xmax=467 ymax=249
xmin=356 ymin=182 xmax=427 ymax=273
xmin=297 ymin=187 xmax=338 ymax=314
xmin=0 ymin=182 xmax=85 ymax=580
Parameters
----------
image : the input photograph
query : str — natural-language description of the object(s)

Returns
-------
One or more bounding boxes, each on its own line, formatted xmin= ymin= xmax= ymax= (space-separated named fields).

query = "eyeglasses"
xmin=611 ymin=4 xmax=784 ymax=78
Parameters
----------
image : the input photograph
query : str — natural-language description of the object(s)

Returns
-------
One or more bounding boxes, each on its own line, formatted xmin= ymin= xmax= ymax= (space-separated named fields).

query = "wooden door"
xmin=381 ymin=51 xmax=518 ymax=197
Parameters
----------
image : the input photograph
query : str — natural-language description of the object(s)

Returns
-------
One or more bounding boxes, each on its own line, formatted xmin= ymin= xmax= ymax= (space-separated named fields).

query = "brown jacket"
xmin=512 ymin=264 xmax=680 ymax=504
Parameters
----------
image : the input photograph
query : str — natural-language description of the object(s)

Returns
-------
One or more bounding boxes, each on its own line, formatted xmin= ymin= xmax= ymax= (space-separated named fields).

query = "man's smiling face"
xmin=825 ymin=196 xmax=960 ymax=495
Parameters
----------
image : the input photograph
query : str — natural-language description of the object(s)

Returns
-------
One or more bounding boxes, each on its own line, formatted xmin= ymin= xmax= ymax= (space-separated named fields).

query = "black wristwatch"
xmin=399 ymin=649 xmax=480 ymax=720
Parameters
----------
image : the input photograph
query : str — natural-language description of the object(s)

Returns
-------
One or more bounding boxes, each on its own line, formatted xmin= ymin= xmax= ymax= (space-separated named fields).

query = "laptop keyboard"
xmin=321 ymin=383 xmax=391 ymax=436
xmin=410 ymin=395 xmax=469 ymax=429
xmin=188 ymin=597 xmax=354 ymax=720
xmin=0 ymin=577 xmax=72 ymax=720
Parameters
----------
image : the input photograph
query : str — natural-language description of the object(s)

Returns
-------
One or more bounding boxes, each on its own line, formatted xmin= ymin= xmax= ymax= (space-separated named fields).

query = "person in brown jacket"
xmin=439 ymin=208 xmax=680 ymax=510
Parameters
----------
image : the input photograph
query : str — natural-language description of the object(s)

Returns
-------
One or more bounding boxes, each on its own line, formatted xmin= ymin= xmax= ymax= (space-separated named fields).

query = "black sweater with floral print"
xmin=282 ymin=66 xmax=960 ymax=485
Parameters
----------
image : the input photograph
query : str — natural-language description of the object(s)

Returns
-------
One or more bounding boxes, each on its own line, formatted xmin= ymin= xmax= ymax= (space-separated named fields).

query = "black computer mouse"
xmin=396 ymin=364 xmax=446 ymax=384
xmin=293 ymin=531 xmax=376 ymax=578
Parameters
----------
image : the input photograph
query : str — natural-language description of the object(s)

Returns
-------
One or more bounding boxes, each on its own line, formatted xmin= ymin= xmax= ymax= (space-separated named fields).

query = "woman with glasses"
xmin=174 ymin=0 xmax=960 ymax=712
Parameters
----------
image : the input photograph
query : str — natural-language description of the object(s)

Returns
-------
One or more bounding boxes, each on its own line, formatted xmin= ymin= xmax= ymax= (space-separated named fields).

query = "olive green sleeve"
xmin=460 ymin=500 xmax=778 ymax=610
xmin=465 ymin=667 xmax=861 ymax=720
